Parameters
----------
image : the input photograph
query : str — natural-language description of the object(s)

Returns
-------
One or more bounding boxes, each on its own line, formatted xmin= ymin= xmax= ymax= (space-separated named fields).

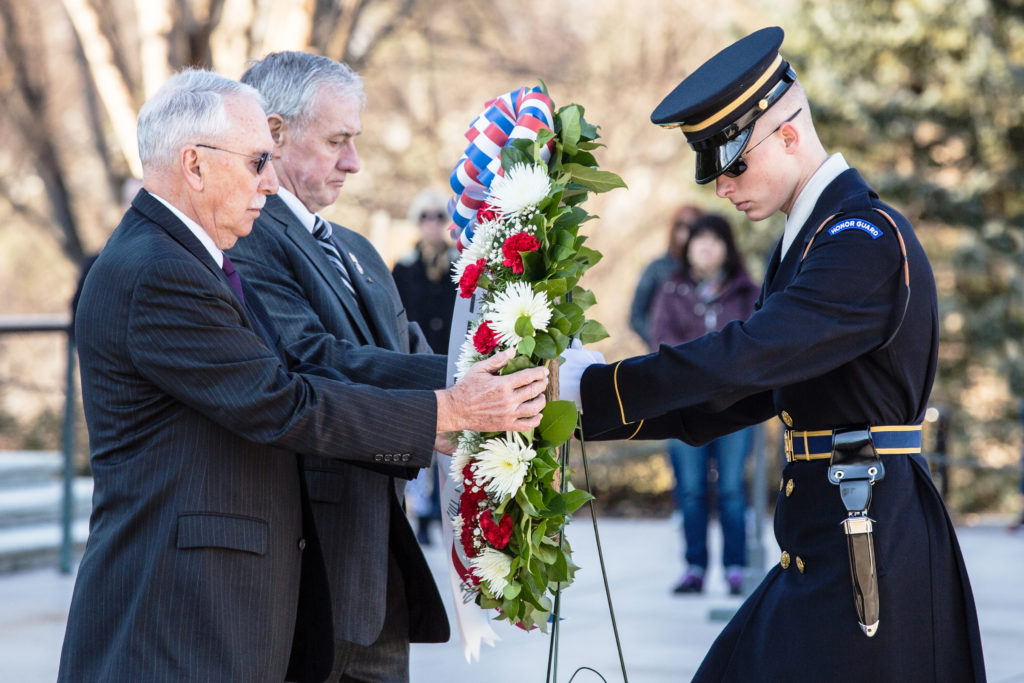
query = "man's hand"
xmin=435 ymin=349 xmax=548 ymax=433
xmin=434 ymin=432 xmax=457 ymax=455
xmin=558 ymin=339 xmax=606 ymax=411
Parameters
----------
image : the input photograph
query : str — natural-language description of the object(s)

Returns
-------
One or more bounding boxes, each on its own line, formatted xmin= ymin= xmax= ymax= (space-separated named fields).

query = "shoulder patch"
xmin=827 ymin=218 xmax=882 ymax=240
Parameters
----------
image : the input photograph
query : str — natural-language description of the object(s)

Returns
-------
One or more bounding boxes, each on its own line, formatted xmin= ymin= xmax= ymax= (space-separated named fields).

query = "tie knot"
xmin=221 ymin=254 xmax=237 ymax=276
xmin=313 ymin=216 xmax=332 ymax=241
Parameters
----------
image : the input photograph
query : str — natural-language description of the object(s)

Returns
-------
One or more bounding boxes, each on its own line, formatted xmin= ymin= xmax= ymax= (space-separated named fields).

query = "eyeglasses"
xmin=195 ymin=143 xmax=273 ymax=174
xmin=420 ymin=211 xmax=447 ymax=222
xmin=722 ymin=108 xmax=803 ymax=178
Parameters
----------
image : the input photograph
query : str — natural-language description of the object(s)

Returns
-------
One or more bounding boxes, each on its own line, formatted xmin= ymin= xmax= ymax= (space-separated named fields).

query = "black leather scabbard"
xmin=843 ymin=515 xmax=879 ymax=637
xmin=829 ymin=428 xmax=884 ymax=638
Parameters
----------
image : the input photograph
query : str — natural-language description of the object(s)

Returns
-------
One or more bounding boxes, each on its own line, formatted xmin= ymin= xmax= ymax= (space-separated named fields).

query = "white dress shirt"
xmin=150 ymin=192 xmax=223 ymax=267
xmin=780 ymin=153 xmax=849 ymax=260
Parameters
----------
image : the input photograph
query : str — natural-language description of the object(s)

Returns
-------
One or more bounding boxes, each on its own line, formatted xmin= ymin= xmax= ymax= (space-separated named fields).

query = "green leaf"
xmin=575 ymin=245 xmax=603 ymax=267
xmin=503 ymin=582 xmax=522 ymax=600
xmin=567 ymin=150 xmax=597 ymax=167
xmin=535 ymin=128 xmax=555 ymax=147
xmin=558 ymin=106 xmax=582 ymax=154
xmin=532 ymin=332 xmax=558 ymax=359
xmin=548 ymin=327 xmax=570 ymax=353
xmin=539 ymin=400 xmax=579 ymax=445
xmin=517 ymin=336 xmax=536 ymax=357
xmin=579 ymin=319 xmax=611 ymax=344
xmin=538 ymin=277 xmax=568 ymax=298
xmin=550 ymin=245 xmax=575 ymax=262
xmin=500 ymin=353 xmax=533 ymax=375
xmin=570 ymin=287 xmax=597 ymax=310
xmin=514 ymin=316 xmax=535 ymax=339
xmin=500 ymin=145 xmax=531 ymax=170
xmin=551 ymin=549 xmax=569 ymax=582
xmin=562 ymin=163 xmax=627 ymax=193
xmin=524 ymin=483 xmax=544 ymax=511
xmin=520 ymin=250 xmax=546 ymax=281
xmin=579 ymin=118 xmax=599 ymax=140
xmin=561 ymin=488 xmax=595 ymax=514
xmin=577 ymin=140 xmax=605 ymax=150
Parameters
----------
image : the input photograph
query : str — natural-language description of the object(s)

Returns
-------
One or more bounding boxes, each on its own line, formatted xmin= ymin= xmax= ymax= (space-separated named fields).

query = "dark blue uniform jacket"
xmin=580 ymin=169 xmax=986 ymax=682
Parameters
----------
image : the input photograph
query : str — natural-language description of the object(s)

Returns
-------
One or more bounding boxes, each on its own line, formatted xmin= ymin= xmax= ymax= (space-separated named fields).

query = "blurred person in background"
xmin=392 ymin=189 xmax=459 ymax=545
xmin=628 ymin=204 xmax=703 ymax=343
xmin=1011 ymin=397 xmax=1024 ymax=532
xmin=647 ymin=213 xmax=759 ymax=595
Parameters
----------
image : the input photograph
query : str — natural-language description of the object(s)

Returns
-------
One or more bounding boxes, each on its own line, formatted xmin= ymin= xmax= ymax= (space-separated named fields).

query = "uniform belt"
xmin=784 ymin=425 xmax=922 ymax=462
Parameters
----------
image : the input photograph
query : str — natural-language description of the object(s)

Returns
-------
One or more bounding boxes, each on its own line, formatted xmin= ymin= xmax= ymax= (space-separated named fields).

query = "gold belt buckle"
xmin=784 ymin=429 xmax=794 ymax=461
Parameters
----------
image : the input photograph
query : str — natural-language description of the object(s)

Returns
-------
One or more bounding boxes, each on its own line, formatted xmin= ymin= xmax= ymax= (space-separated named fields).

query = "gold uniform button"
xmin=781 ymin=411 xmax=794 ymax=427
xmin=796 ymin=556 xmax=806 ymax=573
xmin=779 ymin=478 xmax=784 ymax=492
xmin=785 ymin=479 xmax=795 ymax=497
xmin=780 ymin=551 xmax=791 ymax=569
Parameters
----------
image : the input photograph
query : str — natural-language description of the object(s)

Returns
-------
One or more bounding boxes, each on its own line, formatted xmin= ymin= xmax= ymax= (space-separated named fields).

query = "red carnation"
xmin=479 ymin=510 xmax=514 ymax=549
xmin=501 ymin=232 xmax=540 ymax=274
xmin=473 ymin=321 xmax=499 ymax=354
xmin=477 ymin=201 xmax=501 ymax=223
xmin=458 ymin=258 xmax=487 ymax=299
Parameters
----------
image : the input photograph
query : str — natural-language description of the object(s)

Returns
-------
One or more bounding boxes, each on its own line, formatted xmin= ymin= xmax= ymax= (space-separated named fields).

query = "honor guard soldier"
xmin=560 ymin=26 xmax=986 ymax=682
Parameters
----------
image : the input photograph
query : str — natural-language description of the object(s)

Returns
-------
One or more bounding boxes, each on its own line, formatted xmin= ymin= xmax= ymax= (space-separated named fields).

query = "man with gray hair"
xmin=230 ymin=51 xmax=452 ymax=683
xmin=58 ymin=67 xmax=548 ymax=682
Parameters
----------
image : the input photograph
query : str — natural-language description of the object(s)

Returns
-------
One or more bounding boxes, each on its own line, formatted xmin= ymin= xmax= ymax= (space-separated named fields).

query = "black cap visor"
xmin=693 ymin=125 xmax=753 ymax=185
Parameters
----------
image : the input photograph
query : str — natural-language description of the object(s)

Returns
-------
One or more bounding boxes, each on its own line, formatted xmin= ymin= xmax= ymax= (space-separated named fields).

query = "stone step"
xmin=0 ymin=452 xmax=64 ymax=490
xmin=0 ymin=478 xmax=93 ymax=529
xmin=0 ymin=519 xmax=90 ymax=573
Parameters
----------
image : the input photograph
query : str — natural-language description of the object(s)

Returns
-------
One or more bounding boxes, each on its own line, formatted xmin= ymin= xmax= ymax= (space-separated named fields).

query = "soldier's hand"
xmin=435 ymin=349 xmax=548 ymax=433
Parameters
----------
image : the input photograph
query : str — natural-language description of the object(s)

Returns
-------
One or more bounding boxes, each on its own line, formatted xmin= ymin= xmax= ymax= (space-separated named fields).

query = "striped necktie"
xmin=313 ymin=216 xmax=356 ymax=293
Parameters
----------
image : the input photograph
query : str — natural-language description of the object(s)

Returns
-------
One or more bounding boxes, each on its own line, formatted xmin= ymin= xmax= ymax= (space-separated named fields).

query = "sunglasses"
xmin=195 ymin=143 xmax=273 ymax=175
xmin=420 ymin=211 xmax=447 ymax=222
xmin=722 ymin=108 xmax=802 ymax=178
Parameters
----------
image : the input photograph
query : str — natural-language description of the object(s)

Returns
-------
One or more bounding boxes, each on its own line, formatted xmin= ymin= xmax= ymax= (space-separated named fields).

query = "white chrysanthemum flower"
xmin=454 ymin=330 xmax=484 ymax=382
xmin=448 ymin=450 xmax=473 ymax=483
xmin=474 ymin=432 xmax=537 ymax=500
xmin=486 ymin=281 xmax=552 ymax=346
xmin=471 ymin=547 xmax=514 ymax=596
xmin=451 ymin=219 xmax=498 ymax=282
xmin=488 ymin=163 xmax=550 ymax=216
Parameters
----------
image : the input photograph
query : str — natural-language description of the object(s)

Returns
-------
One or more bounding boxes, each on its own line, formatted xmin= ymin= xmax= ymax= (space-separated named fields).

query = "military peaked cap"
xmin=652 ymin=26 xmax=796 ymax=184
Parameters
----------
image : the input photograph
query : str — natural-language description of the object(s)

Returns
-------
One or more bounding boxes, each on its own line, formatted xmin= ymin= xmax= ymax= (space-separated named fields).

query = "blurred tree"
xmin=783 ymin=0 xmax=1024 ymax=508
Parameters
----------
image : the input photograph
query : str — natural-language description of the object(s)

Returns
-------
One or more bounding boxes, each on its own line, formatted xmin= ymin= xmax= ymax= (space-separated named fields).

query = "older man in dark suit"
xmin=58 ymin=68 xmax=547 ymax=683
xmin=228 ymin=52 xmax=457 ymax=682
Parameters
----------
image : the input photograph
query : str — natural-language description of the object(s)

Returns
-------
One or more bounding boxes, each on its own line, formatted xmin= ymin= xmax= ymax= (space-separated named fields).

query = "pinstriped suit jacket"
xmin=229 ymin=194 xmax=451 ymax=649
xmin=58 ymin=190 xmax=439 ymax=683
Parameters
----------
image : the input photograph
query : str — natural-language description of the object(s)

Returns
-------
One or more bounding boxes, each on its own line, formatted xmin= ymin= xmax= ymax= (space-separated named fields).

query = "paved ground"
xmin=3 ymin=515 xmax=1023 ymax=682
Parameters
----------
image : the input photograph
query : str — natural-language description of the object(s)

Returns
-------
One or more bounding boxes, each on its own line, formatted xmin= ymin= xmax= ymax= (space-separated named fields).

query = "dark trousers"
xmin=327 ymin=551 xmax=410 ymax=682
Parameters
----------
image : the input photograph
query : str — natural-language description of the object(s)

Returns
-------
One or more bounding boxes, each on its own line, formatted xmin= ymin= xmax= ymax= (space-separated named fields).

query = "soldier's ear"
xmin=267 ymin=114 xmax=286 ymax=146
xmin=780 ymin=120 xmax=800 ymax=153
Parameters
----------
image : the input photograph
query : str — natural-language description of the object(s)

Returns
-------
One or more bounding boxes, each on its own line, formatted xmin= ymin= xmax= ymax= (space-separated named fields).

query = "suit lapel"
xmin=332 ymin=235 xmax=404 ymax=351
xmin=264 ymin=196 xmax=377 ymax=345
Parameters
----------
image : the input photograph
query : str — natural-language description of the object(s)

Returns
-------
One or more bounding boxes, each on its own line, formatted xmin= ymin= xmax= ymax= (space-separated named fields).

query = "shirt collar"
xmin=276 ymin=186 xmax=320 ymax=234
xmin=149 ymin=192 xmax=223 ymax=267
xmin=781 ymin=152 xmax=849 ymax=259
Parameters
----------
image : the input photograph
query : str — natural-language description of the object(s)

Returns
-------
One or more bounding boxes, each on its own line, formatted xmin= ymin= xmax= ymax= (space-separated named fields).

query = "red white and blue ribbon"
xmin=448 ymin=86 xmax=555 ymax=250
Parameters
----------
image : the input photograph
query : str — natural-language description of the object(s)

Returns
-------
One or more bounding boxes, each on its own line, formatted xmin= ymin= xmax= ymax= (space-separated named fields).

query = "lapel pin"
xmin=348 ymin=252 xmax=365 ymax=275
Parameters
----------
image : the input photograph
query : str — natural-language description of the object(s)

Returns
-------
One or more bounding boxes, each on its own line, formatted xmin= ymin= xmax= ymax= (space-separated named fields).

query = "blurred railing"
xmin=0 ymin=314 xmax=77 ymax=573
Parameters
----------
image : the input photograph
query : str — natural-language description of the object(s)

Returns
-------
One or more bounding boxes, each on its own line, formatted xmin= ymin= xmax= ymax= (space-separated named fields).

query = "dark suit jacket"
xmin=229 ymin=194 xmax=451 ymax=649
xmin=58 ymin=190 xmax=439 ymax=682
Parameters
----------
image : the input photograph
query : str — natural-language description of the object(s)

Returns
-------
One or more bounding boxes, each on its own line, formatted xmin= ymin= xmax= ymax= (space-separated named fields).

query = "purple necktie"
xmin=221 ymin=254 xmax=244 ymax=302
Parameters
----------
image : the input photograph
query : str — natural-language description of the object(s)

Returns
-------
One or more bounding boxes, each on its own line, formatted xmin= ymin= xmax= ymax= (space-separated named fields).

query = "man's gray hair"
xmin=241 ymin=52 xmax=365 ymax=131
xmin=137 ymin=68 xmax=266 ymax=169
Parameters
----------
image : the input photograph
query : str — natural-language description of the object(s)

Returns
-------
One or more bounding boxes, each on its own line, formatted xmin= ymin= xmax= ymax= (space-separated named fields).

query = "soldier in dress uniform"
xmin=560 ymin=26 xmax=986 ymax=682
